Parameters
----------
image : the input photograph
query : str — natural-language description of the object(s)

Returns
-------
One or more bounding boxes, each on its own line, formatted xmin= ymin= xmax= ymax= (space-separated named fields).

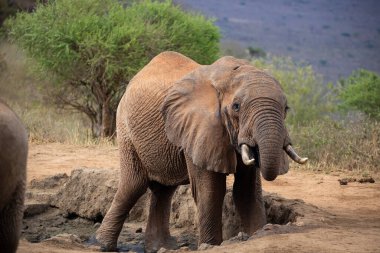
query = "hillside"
xmin=176 ymin=0 xmax=380 ymax=82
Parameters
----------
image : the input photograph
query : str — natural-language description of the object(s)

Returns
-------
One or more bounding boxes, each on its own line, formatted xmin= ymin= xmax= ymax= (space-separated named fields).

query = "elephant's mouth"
xmin=239 ymin=143 xmax=308 ymax=167
xmin=239 ymin=144 xmax=260 ymax=168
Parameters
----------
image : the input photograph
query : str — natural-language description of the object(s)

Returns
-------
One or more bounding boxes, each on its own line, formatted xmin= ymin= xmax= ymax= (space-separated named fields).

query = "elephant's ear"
xmin=161 ymin=74 xmax=237 ymax=174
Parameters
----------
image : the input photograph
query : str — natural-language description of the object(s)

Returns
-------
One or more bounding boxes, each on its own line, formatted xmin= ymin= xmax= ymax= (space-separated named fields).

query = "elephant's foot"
xmin=95 ymin=228 xmax=118 ymax=252
xmin=145 ymin=235 xmax=178 ymax=253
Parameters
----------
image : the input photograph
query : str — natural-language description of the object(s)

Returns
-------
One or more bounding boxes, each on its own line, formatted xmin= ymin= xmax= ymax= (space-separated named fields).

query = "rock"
xmin=198 ymin=243 xmax=213 ymax=250
xmin=50 ymin=168 xmax=151 ymax=221
xmin=30 ymin=173 xmax=69 ymax=189
xmin=221 ymin=231 xmax=249 ymax=245
xmin=47 ymin=168 xmax=301 ymax=241
xmin=263 ymin=223 xmax=274 ymax=230
xmin=222 ymin=190 xmax=243 ymax=240
xmin=170 ymin=185 xmax=196 ymax=229
xmin=358 ymin=177 xmax=375 ymax=183
xmin=43 ymin=233 xmax=83 ymax=246
xmin=236 ymin=232 xmax=249 ymax=241
xmin=157 ymin=248 xmax=169 ymax=253
xmin=23 ymin=203 xmax=50 ymax=218
xmin=338 ymin=179 xmax=348 ymax=185
xmin=50 ymin=168 xmax=119 ymax=220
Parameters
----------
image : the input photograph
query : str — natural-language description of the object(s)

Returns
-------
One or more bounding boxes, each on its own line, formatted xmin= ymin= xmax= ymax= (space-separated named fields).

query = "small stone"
xmin=178 ymin=241 xmax=189 ymax=247
xmin=263 ymin=223 xmax=274 ymax=230
xmin=157 ymin=247 xmax=168 ymax=253
xmin=44 ymin=233 xmax=82 ymax=244
xmin=236 ymin=232 xmax=249 ymax=241
xmin=93 ymin=222 xmax=101 ymax=228
xmin=221 ymin=240 xmax=232 ymax=246
xmin=198 ymin=243 xmax=213 ymax=250
xmin=338 ymin=179 xmax=348 ymax=185
xmin=358 ymin=177 xmax=375 ymax=183
xmin=135 ymin=227 xmax=143 ymax=233
xmin=179 ymin=246 xmax=190 ymax=251
xmin=295 ymin=221 xmax=304 ymax=227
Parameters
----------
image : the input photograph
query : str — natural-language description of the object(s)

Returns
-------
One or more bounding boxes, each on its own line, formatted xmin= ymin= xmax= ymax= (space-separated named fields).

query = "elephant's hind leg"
xmin=145 ymin=181 xmax=177 ymax=253
xmin=96 ymin=138 xmax=148 ymax=251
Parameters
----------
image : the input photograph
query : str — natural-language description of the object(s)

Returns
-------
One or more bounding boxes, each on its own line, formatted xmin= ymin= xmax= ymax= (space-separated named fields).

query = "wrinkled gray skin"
xmin=97 ymin=52 xmax=300 ymax=252
xmin=0 ymin=100 xmax=28 ymax=253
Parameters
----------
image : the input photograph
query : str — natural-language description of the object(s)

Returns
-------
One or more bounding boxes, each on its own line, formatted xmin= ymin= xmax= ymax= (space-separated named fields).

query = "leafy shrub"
xmin=5 ymin=0 xmax=220 ymax=137
xmin=252 ymin=56 xmax=334 ymax=125
xmin=338 ymin=69 xmax=380 ymax=120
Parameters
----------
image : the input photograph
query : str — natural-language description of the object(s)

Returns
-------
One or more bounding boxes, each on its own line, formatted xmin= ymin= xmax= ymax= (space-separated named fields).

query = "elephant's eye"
xmin=285 ymin=105 xmax=290 ymax=118
xmin=232 ymin=102 xmax=240 ymax=112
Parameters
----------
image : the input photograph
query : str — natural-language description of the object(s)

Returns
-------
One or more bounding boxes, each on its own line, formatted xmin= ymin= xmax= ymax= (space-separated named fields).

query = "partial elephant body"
xmin=0 ymin=100 xmax=28 ymax=253
xmin=117 ymin=52 xmax=198 ymax=185
xmin=97 ymin=52 xmax=307 ymax=252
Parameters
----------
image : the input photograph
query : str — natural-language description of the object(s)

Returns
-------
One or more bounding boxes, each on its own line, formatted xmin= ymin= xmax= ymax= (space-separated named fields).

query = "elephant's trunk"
xmin=257 ymin=137 xmax=283 ymax=181
xmin=253 ymin=109 xmax=285 ymax=181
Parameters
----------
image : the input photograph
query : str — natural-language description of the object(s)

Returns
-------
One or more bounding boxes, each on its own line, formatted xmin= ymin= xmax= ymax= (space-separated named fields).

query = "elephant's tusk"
xmin=285 ymin=145 xmax=308 ymax=164
xmin=241 ymin=144 xmax=255 ymax=166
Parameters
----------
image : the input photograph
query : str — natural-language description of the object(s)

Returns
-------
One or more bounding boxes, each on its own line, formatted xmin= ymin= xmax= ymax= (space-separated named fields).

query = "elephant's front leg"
xmin=186 ymin=156 xmax=226 ymax=246
xmin=233 ymin=156 xmax=266 ymax=234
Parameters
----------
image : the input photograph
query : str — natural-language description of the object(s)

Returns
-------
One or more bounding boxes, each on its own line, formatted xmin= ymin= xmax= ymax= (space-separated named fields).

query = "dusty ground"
xmin=18 ymin=143 xmax=380 ymax=253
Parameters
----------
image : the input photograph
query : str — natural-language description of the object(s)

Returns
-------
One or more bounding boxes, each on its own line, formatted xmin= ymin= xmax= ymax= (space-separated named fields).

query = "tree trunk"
xmin=100 ymin=98 xmax=116 ymax=138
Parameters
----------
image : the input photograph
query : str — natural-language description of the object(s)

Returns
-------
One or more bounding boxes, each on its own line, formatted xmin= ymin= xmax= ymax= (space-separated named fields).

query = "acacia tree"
xmin=6 ymin=0 xmax=220 ymax=137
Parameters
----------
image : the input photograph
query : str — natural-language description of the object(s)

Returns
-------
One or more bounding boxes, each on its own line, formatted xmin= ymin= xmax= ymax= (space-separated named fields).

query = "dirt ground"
xmin=18 ymin=143 xmax=380 ymax=253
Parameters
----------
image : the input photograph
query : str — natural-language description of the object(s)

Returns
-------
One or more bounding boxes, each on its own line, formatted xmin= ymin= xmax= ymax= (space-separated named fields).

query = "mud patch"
xmin=22 ymin=169 xmax=328 ymax=251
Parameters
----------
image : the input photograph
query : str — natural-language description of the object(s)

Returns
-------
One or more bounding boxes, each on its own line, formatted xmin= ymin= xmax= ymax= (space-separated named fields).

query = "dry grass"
xmin=290 ymin=119 xmax=380 ymax=175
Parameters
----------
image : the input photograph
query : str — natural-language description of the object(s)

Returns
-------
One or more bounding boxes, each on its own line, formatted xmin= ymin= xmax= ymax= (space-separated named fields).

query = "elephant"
xmin=0 ymin=100 xmax=28 ymax=253
xmin=96 ymin=51 xmax=307 ymax=252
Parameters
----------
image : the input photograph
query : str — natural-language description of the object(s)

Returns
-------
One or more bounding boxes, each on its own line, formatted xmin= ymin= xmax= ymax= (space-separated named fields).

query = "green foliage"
xmin=5 ymin=0 xmax=220 ymax=137
xmin=252 ymin=56 xmax=334 ymax=125
xmin=338 ymin=69 xmax=380 ymax=120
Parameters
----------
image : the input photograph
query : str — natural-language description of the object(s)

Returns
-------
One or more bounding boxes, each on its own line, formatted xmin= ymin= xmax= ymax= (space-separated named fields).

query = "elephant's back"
xmin=117 ymin=52 xmax=199 ymax=185
xmin=0 ymin=101 xmax=28 ymax=209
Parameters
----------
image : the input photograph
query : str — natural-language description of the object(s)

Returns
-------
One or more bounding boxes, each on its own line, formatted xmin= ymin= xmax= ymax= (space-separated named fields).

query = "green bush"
xmin=252 ymin=56 xmax=334 ymax=125
xmin=5 ymin=0 xmax=220 ymax=137
xmin=338 ymin=69 xmax=380 ymax=120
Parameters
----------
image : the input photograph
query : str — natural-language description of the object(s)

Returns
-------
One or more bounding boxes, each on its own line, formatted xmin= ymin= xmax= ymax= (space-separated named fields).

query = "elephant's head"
xmin=161 ymin=56 xmax=307 ymax=181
